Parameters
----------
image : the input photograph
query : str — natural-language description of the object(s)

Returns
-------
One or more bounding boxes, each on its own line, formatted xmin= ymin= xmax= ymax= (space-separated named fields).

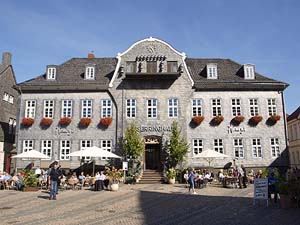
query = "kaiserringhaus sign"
xmin=137 ymin=125 xmax=172 ymax=133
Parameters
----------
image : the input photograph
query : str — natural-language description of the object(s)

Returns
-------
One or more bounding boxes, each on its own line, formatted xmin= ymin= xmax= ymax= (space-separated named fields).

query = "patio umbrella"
xmin=194 ymin=149 xmax=230 ymax=171
xmin=68 ymin=146 xmax=121 ymax=176
xmin=12 ymin=150 xmax=51 ymax=170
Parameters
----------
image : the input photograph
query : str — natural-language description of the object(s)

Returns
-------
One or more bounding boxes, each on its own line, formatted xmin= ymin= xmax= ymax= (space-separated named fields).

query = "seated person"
xmin=218 ymin=170 xmax=225 ymax=183
xmin=78 ymin=172 xmax=86 ymax=186
xmin=15 ymin=173 xmax=24 ymax=190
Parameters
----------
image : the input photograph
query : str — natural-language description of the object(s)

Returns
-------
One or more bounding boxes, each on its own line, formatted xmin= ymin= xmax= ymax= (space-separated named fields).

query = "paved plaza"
xmin=0 ymin=183 xmax=299 ymax=225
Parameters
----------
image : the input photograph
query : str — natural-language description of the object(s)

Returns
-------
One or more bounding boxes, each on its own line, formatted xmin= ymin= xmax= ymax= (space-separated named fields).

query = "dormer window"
xmin=47 ymin=67 xmax=56 ymax=80
xmin=167 ymin=61 xmax=178 ymax=73
xmin=85 ymin=66 xmax=95 ymax=79
xmin=244 ymin=64 xmax=255 ymax=79
xmin=207 ymin=64 xmax=218 ymax=79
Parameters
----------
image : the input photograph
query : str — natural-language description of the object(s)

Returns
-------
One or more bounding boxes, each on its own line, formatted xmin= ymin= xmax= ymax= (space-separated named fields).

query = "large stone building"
xmin=16 ymin=37 xmax=289 ymax=171
xmin=0 ymin=52 xmax=18 ymax=173
xmin=287 ymin=107 xmax=300 ymax=168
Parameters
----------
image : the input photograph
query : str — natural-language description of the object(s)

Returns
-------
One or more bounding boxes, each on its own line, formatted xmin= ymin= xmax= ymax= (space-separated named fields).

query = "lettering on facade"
xmin=138 ymin=125 xmax=172 ymax=133
xmin=55 ymin=127 xmax=73 ymax=136
xmin=227 ymin=125 xmax=246 ymax=134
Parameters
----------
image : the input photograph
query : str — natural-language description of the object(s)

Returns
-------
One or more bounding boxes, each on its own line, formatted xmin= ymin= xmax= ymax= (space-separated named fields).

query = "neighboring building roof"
xmin=287 ymin=106 xmax=300 ymax=122
xmin=18 ymin=57 xmax=288 ymax=92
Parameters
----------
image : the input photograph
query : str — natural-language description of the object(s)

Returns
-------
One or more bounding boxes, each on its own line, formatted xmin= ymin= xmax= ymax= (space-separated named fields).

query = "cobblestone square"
xmin=0 ymin=183 xmax=299 ymax=225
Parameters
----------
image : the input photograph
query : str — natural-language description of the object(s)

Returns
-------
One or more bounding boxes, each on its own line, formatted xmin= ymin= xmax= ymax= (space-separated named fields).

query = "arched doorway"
xmin=144 ymin=136 xmax=163 ymax=171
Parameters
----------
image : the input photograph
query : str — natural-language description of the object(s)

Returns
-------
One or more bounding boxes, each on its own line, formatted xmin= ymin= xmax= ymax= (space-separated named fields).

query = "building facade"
xmin=0 ymin=52 xmax=18 ymax=173
xmin=287 ymin=107 xmax=300 ymax=168
xmin=16 ymin=37 xmax=289 ymax=171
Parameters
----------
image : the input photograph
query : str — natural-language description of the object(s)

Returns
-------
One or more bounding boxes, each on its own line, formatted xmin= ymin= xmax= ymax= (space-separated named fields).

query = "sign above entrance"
xmin=138 ymin=125 xmax=172 ymax=133
xmin=144 ymin=137 xmax=160 ymax=144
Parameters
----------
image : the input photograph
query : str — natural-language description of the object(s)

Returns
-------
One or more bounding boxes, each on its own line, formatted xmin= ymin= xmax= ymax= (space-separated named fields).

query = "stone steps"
xmin=138 ymin=170 xmax=164 ymax=184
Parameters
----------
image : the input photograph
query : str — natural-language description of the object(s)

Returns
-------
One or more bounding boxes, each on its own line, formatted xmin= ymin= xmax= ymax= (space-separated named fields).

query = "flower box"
xmin=191 ymin=116 xmax=204 ymax=126
xmin=100 ymin=117 xmax=112 ymax=126
xmin=269 ymin=115 xmax=281 ymax=122
xmin=59 ymin=117 xmax=72 ymax=126
xmin=212 ymin=115 xmax=224 ymax=124
xmin=40 ymin=118 xmax=53 ymax=126
xmin=79 ymin=118 xmax=91 ymax=127
xmin=233 ymin=115 xmax=245 ymax=123
xmin=249 ymin=115 xmax=263 ymax=125
xmin=21 ymin=118 xmax=34 ymax=126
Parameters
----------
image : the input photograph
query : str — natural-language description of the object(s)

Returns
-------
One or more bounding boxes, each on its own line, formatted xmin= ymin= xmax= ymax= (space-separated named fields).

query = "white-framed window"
xmin=244 ymin=65 xmax=255 ymax=79
xmin=267 ymin=99 xmax=277 ymax=116
xmin=81 ymin=100 xmax=92 ymax=118
xmin=101 ymin=99 xmax=112 ymax=118
xmin=211 ymin=98 xmax=222 ymax=116
xmin=126 ymin=99 xmax=136 ymax=118
xmin=270 ymin=138 xmax=280 ymax=157
xmin=214 ymin=139 xmax=224 ymax=154
xmin=207 ymin=64 xmax=218 ymax=79
xmin=100 ymin=140 xmax=112 ymax=160
xmin=192 ymin=139 xmax=203 ymax=155
xmin=168 ymin=98 xmax=178 ymax=118
xmin=60 ymin=140 xmax=70 ymax=160
xmin=61 ymin=100 xmax=72 ymax=118
xmin=80 ymin=140 xmax=92 ymax=161
xmin=41 ymin=140 xmax=52 ymax=159
xmin=233 ymin=138 xmax=244 ymax=158
xmin=231 ymin=98 xmax=241 ymax=116
xmin=43 ymin=100 xmax=54 ymax=118
xmin=8 ymin=95 xmax=14 ymax=104
xmin=25 ymin=100 xmax=36 ymax=118
xmin=85 ymin=66 xmax=95 ymax=79
xmin=23 ymin=140 xmax=33 ymax=153
xmin=3 ymin=92 xmax=9 ymax=101
xmin=147 ymin=99 xmax=157 ymax=118
xmin=47 ymin=67 xmax=56 ymax=80
xmin=192 ymin=99 xmax=202 ymax=116
xmin=252 ymin=138 xmax=262 ymax=158
xmin=249 ymin=99 xmax=259 ymax=116
xmin=8 ymin=118 xmax=16 ymax=135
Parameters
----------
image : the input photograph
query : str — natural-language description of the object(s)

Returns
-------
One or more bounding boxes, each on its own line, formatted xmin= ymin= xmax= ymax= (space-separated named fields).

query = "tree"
xmin=168 ymin=121 xmax=189 ymax=168
xmin=122 ymin=122 xmax=144 ymax=160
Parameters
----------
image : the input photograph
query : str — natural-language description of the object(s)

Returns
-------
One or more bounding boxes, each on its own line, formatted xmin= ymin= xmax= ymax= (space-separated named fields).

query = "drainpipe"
xmin=280 ymin=90 xmax=290 ymax=169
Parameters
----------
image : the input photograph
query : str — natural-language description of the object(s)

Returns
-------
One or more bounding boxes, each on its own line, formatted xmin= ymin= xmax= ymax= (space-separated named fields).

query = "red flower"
xmin=59 ymin=117 xmax=72 ymax=126
xmin=250 ymin=115 xmax=263 ymax=124
xmin=269 ymin=115 xmax=281 ymax=122
xmin=233 ymin=115 xmax=245 ymax=123
xmin=212 ymin=115 xmax=224 ymax=124
xmin=21 ymin=118 xmax=34 ymax=126
xmin=191 ymin=116 xmax=204 ymax=126
xmin=100 ymin=117 xmax=112 ymax=126
xmin=41 ymin=118 xmax=53 ymax=126
xmin=79 ymin=118 xmax=91 ymax=127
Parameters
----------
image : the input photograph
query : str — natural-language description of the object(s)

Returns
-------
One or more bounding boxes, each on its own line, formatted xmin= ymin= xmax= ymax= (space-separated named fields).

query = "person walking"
xmin=49 ymin=161 xmax=61 ymax=200
xmin=188 ymin=168 xmax=196 ymax=194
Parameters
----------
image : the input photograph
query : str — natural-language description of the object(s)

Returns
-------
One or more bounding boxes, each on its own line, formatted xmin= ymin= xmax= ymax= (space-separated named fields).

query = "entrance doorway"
xmin=145 ymin=143 xmax=160 ymax=170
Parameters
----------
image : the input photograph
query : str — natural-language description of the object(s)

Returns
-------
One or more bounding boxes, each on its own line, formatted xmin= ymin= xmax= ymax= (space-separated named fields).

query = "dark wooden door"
xmin=145 ymin=144 xmax=160 ymax=170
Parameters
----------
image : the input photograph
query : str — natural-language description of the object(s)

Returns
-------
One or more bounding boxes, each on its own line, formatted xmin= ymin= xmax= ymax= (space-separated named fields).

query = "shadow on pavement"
xmin=139 ymin=191 xmax=300 ymax=225
xmin=37 ymin=195 xmax=50 ymax=200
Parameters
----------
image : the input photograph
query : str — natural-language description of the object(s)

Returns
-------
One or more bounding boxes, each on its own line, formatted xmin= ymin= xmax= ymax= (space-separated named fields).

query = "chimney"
xmin=88 ymin=51 xmax=95 ymax=59
xmin=2 ymin=52 xmax=12 ymax=68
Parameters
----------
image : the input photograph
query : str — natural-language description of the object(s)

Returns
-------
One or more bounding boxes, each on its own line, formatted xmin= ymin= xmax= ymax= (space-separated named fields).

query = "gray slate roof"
xmin=18 ymin=57 xmax=288 ymax=91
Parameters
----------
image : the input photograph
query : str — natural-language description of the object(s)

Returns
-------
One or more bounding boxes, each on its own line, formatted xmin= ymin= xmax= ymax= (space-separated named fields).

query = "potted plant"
xmin=191 ymin=116 xmax=204 ymax=126
xmin=79 ymin=118 xmax=91 ymax=127
xmin=211 ymin=115 xmax=224 ymax=125
xmin=269 ymin=115 xmax=281 ymax=122
xmin=277 ymin=179 xmax=292 ymax=209
xmin=249 ymin=115 xmax=263 ymax=125
xmin=166 ymin=167 xmax=176 ymax=184
xmin=21 ymin=118 xmax=34 ymax=127
xmin=23 ymin=169 xmax=39 ymax=191
xmin=233 ymin=115 xmax=245 ymax=123
xmin=107 ymin=168 xmax=123 ymax=191
xmin=59 ymin=117 xmax=72 ymax=126
xmin=99 ymin=117 xmax=112 ymax=126
xmin=40 ymin=118 xmax=53 ymax=126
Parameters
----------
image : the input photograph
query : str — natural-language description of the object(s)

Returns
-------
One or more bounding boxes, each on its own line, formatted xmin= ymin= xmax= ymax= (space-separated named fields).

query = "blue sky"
xmin=0 ymin=0 xmax=299 ymax=113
